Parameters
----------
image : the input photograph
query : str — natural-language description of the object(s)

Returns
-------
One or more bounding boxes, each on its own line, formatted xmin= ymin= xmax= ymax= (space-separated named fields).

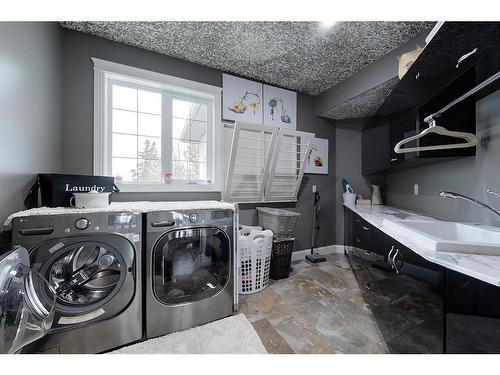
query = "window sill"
xmin=115 ymin=182 xmax=222 ymax=193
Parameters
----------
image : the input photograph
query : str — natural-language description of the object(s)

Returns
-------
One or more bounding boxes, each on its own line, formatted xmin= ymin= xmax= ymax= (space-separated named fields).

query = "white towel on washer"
xmin=4 ymin=200 xmax=236 ymax=227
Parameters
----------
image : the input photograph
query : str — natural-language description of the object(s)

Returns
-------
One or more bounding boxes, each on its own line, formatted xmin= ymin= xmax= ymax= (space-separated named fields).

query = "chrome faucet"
xmin=439 ymin=191 xmax=500 ymax=219
xmin=487 ymin=189 xmax=500 ymax=201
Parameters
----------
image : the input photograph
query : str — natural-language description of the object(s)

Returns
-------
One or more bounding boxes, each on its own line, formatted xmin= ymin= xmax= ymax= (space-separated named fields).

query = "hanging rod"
xmin=424 ymin=70 xmax=500 ymax=126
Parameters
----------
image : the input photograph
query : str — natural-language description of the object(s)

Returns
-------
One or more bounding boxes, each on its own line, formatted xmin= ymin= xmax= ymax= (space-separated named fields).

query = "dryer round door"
xmin=0 ymin=248 xmax=56 ymax=354
xmin=152 ymin=227 xmax=231 ymax=305
xmin=28 ymin=234 xmax=136 ymax=329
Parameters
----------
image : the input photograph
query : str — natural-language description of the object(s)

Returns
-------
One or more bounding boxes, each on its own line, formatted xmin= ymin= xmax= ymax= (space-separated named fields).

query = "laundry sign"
xmin=64 ymin=184 xmax=107 ymax=193
xmin=24 ymin=174 xmax=119 ymax=209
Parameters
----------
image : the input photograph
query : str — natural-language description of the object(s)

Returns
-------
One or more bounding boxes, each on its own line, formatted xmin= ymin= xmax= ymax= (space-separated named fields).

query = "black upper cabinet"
xmin=362 ymin=123 xmax=390 ymax=175
xmin=363 ymin=22 xmax=500 ymax=176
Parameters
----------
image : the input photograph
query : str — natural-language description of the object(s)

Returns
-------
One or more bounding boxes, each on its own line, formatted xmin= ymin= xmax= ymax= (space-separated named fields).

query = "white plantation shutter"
xmin=264 ymin=128 xmax=313 ymax=202
xmin=223 ymin=123 xmax=278 ymax=202
xmin=223 ymin=122 xmax=314 ymax=203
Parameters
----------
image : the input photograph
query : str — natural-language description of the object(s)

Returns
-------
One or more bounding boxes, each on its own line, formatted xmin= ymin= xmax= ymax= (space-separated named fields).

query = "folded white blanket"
xmin=4 ymin=200 xmax=236 ymax=227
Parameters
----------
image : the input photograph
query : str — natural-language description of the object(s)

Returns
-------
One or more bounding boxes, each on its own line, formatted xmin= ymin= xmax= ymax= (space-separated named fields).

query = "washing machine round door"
xmin=29 ymin=234 xmax=135 ymax=328
xmin=0 ymin=248 xmax=56 ymax=354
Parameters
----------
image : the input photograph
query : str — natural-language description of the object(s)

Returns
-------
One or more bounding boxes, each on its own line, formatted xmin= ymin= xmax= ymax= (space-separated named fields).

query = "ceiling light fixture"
xmin=319 ymin=21 xmax=338 ymax=29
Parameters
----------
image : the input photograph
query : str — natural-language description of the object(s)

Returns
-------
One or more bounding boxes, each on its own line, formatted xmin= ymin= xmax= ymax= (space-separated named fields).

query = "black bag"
xmin=24 ymin=174 xmax=120 ymax=209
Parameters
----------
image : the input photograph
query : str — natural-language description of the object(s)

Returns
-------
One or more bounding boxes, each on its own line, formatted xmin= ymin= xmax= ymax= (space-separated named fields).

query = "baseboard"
xmin=291 ymin=245 xmax=344 ymax=261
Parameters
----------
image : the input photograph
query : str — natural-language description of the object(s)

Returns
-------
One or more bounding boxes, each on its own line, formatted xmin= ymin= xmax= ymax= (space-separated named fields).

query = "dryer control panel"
xmin=147 ymin=209 xmax=233 ymax=232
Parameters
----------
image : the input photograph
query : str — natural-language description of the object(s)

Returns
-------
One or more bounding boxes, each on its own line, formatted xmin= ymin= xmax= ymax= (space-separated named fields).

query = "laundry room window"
xmin=93 ymin=58 xmax=222 ymax=192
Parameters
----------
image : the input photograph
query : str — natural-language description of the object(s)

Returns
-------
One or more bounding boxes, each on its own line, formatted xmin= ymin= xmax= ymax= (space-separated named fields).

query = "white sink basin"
xmin=382 ymin=219 xmax=500 ymax=255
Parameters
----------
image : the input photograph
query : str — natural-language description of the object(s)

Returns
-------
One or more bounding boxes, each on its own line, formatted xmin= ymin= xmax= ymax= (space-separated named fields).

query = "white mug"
xmin=70 ymin=191 xmax=111 ymax=209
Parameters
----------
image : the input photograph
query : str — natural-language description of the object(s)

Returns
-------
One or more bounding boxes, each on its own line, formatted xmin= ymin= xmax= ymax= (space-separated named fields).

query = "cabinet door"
xmin=352 ymin=214 xmax=372 ymax=251
xmin=417 ymin=65 xmax=476 ymax=159
xmin=346 ymin=214 xmax=391 ymax=291
xmin=415 ymin=22 xmax=500 ymax=108
xmin=388 ymin=108 xmax=418 ymax=166
xmin=445 ymin=269 xmax=500 ymax=353
xmin=354 ymin=235 xmax=444 ymax=354
xmin=343 ymin=207 xmax=354 ymax=251
xmin=362 ymin=123 xmax=390 ymax=176
xmin=386 ymin=241 xmax=444 ymax=353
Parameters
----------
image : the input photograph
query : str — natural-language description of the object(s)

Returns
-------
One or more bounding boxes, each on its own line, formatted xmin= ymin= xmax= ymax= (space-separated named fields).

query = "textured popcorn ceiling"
xmin=61 ymin=21 xmax=434 ymax=95
xmin=319 ymin=78 xmax=400 ymax=120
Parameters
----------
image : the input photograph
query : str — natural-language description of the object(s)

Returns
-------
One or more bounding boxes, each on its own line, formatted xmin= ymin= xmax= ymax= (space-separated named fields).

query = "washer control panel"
xmin=12 ymin=212 xmax=142 ymax=247
xmin=75 ymin=218 xmax=90 ymax=230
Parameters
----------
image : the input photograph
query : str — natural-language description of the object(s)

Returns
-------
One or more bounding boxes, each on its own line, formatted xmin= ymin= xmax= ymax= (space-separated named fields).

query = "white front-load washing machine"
xmin=0 ymin=211 xmax=142 ymax=354
xmin=145 ymin=208 xmax=236 ymax=338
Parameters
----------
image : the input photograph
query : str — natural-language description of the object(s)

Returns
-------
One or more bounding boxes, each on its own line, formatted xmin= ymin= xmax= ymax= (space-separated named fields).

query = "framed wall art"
xmin=304 ymin=137 xmax=329 ymax=174
xmin=263 ymin=84 xmax=297 ymax=129
xmin=222 ymin=74 xmax=263 ymax=124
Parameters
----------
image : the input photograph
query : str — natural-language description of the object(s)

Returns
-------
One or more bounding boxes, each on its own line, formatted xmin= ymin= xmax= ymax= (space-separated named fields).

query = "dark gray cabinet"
xmin=445 ymin=269 xmax=500 ymax=353
xmin=344 ymin=206 xmax=500 ymax=353
xmin=362 ymin=123 xmax=390 ymax=175
xmin=344 ymin=207 xmax=444 ymax=353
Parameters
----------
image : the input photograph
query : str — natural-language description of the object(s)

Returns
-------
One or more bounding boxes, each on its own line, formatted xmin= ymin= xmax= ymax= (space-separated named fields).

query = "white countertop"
xmin=344 ymin=203 xmax=500 ymax=287
xmin=4 ymin=201 xmax=236 ymax=227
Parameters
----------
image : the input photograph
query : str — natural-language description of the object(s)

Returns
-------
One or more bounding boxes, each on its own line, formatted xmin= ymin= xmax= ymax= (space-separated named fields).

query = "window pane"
xmin=136 ymin=137 xmax=162 ymax=182
xmin=188 ymin=161 xmax=207 ymax=181
xmin=173 ymin=161 xmax=188 ymax=180
xmin=112 ymin=85 xmax=137 ymax=111
xmin=112 ymin=158 xmax=137 ymax=183
xmin=112 ymin=134 xmax=137 ymax=158
xmin=173 ymin=99 xmax=207 ymax=122
xmin=138 ymin=113 xmax=161 ymax=137
xmin=138 ymin=136 xmax=161 ymax=159
xmin=198 ymin=142 xmax=207 ymax=163
xmin=172 ymin=139 xmax=189 ymax=161
xmin=138 ymin=90 xmax=161 ymax=115
xmin=136 ymin=157 xmax=161 ymax=183
xmin=112 ymin=109 xmax=137 ymax=135
xmin=172 ymin=118 xmax=188 ymax=140
xmin=189 ymin=121 xmax=207 ymax=142
xmin=172 ymin=118 xmax=207 ymax=141
xmin=173 ymin=140 xmax=207 ymax=162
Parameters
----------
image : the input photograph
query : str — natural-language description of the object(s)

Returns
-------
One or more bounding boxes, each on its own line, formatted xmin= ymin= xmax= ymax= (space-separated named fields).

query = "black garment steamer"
xmin=306 ymin=187 xmax=326 ymax=263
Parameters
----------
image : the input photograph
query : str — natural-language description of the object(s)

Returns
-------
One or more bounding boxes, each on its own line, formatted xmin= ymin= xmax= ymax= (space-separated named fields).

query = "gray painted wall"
xmin=239 ymin=94 xmax=336 ymax=251
xmin=61 ymin=29 xmax=221 ymax=176
xmin=384 ymin=88 xmax=500 ymax=226
xmin=61 ymin=29 xmax=337 ymax=250
xmin=333 ymin=120 xmax=382 ymax=244
xmin=0 ymin=22 xmax=62 ymax=223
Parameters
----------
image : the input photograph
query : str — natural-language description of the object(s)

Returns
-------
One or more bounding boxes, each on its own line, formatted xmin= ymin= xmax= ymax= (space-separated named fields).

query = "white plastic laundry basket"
xmin=238 ymin=228 xmax=273 ymax=294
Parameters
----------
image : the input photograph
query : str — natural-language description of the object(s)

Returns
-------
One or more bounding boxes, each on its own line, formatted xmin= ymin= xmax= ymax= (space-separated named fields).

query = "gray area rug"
xmin=111 ymin=314 xmax=267 ymax=354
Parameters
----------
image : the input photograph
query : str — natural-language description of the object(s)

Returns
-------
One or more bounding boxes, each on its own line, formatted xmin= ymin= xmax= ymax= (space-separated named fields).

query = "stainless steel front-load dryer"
xmin=2 ymin=212 xmax=142 ymax=354
xmin=145 ymin=209 xmax=236 ymax=338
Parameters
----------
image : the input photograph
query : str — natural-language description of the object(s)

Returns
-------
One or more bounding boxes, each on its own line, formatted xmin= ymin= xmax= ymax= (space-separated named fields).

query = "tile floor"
xmin=238 ymin=253 xmax=441 ymax=354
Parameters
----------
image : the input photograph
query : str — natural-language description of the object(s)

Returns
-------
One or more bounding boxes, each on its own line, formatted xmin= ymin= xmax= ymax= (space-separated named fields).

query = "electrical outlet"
xmin=312 ymin=185 xmax=317 ymax=193
xmin=414 ymin=184 xmax=419 ymax=196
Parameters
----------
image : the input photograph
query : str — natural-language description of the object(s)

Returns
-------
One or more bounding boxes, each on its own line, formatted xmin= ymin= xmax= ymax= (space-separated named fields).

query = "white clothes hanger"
xmin=394 ymin=119 xmax=479 ymax=153
xmin=394 ymin=70 xmax=500 ymax=154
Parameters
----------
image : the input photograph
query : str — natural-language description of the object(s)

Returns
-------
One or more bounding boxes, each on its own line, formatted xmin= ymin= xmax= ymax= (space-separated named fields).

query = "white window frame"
xmin=92 ymin=58 xmax=222 ymax=192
